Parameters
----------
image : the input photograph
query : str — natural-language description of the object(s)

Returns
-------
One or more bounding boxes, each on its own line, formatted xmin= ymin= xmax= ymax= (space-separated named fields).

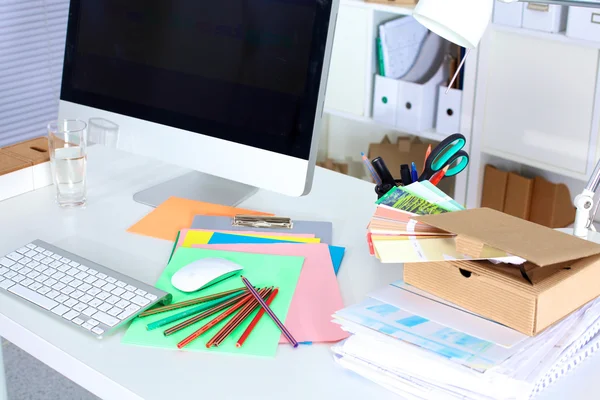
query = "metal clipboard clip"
xmin=232 ymin=215 xmax=293 ymax=229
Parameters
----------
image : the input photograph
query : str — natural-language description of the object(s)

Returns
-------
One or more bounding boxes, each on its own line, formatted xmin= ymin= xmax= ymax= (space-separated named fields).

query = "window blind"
xmin=0 ymin=0 xmax=69 ymax=147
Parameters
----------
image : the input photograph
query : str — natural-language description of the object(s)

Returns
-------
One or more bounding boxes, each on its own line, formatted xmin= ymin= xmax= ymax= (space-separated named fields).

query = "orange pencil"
xmin=236 ymin=288 xmax=279 ymax=348
xmin=423 ymin=144 xmax=432 ymax=171
xmin=429 ymin=165 xmax=449 ymax=186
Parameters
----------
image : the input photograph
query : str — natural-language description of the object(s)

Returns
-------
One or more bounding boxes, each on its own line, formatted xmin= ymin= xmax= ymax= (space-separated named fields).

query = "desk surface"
xmin=0 ymin=146 xmax=597 ymax=400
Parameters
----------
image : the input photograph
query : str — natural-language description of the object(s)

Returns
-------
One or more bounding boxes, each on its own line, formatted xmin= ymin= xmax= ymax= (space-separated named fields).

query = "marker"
xmin=410 ymin=162 xmax=418 ymax=184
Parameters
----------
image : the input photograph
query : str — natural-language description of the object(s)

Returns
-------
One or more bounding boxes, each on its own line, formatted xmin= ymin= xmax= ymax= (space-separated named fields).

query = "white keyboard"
xmin=0 ymin=240 xmax=172 ymax=338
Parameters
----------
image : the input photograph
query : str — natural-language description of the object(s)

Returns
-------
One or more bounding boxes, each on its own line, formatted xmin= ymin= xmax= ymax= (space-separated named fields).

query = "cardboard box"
xmin=530 ymin=176 xmax=575 ymax=228
xmin=3 ymin=137 xmax=52 ymax=190
xmin=481 ymin=165 xmax=509 ymax=211
xmin=0 ymin=150 xmax=34 ymax=202
xmin=405 ymin=208 xmax=600 ymax=336
xmin=316 ymin=159 xmax=349 ymax=175
xmin=367 ymin=136 xmax=455 ymax=197
xmin=503 ymin=172 xmax=533 ymax=220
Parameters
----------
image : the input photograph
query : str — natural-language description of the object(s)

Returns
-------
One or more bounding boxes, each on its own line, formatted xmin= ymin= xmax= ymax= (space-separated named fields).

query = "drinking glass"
xmin=88 ymin=118 xmax=119 ymax=148
xmin=47 ymin=119 xmax=88 ymax=208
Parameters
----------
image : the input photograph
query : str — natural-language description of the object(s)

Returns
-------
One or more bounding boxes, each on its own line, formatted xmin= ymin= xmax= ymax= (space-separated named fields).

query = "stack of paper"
xmin=331 ymin=280 xmax=600 ymax=399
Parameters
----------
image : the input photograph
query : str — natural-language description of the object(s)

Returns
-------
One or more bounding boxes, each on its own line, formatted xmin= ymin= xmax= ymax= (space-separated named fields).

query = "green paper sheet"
xmin=121 ymin=248 xmax=304 ymax=357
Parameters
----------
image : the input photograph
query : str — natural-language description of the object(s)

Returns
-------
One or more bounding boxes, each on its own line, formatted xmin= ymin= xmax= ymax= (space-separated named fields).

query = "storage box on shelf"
xmin=435 ymin=86 xmax=463 ymax=135
xmin=522 ymin=2 xmax=568 ymax=33
xmin=566 ymin=6 xmax=600 ymax=41
xmin=493 ymin=0 xmax=524 ymax=27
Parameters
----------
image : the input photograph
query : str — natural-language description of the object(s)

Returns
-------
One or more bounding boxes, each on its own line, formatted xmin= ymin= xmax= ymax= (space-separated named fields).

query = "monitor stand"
xmin=133 ymin=171 xmax=258 ymax=208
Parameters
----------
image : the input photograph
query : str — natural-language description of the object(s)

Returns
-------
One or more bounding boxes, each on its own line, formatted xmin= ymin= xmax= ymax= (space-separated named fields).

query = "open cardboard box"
xmin=404 ymin=208 xmax=600 ymax=336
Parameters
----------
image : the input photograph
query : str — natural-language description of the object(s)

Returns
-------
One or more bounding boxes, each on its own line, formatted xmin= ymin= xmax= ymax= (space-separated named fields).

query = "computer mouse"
xmin=171 ymin=258 xmax=244 ymax=293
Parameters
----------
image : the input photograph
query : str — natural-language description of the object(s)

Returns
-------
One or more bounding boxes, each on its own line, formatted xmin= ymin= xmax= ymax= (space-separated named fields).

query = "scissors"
xmin=418 ymin=133 xmax=469 ymax=181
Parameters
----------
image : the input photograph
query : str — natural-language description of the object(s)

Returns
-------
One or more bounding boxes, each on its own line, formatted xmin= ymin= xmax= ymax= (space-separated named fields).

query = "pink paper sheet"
xmin=193 ymin=243 xmax=348 ymax=344
xmin=176 ymin=229 xmax=315 ymax=247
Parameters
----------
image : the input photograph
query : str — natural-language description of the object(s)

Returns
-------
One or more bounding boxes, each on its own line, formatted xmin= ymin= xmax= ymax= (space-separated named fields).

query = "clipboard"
xmin=191 ymin=215 xmax=333 ymax=244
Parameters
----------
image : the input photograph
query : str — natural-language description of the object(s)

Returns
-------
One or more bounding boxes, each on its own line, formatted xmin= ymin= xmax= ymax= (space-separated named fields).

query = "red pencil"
xmin=429 ymin=165 xmax=449 ymax=186
xmin=423 ymin=144 xmax=432 ymax=171
xmin=236 ymin=288 xmax=279 ymax=348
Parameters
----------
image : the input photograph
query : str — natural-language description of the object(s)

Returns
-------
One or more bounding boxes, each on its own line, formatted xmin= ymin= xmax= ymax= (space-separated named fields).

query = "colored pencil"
xmin=430 ymin=165 xmax=449 ymax=186
xmin=241 ymin=276 xmax=298 ymax=348
xmin=423 ymin=144 xmax=432 ymax=171
xmin=146 ymin=291 xmax=244 ymax=331
xmin=206 ymin=287 xmax=272 ymax=348
xmin=176 ymin=291 xmax=257 ymax=349
xmin=361 ymin=152 xmax=382 ymax=186
xmin=236 ymin=288 xmax=279 ymax=348
xmin=139 ymin=288 xmax=247 ymax=317
xmin=163 ymin=290 xmax=256 ymax=336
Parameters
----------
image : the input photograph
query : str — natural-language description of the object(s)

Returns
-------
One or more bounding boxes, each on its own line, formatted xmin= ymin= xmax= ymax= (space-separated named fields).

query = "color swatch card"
xmin=122 ymin=248 xmax=303 ymax=357
xmin=194 ymin=243 xmax=348 ymax=344
xmin=376 ymin=186 xmax=448 ymax=215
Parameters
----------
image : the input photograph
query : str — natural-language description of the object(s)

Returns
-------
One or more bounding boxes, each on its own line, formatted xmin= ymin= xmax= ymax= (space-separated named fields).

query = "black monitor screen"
xmin=61 ymin=0 xmax=333 ymax=160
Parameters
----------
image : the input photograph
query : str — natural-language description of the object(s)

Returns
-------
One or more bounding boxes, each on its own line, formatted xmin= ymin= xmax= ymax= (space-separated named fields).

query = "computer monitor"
xmin=58 ymin=0 xmax=338 ymax=207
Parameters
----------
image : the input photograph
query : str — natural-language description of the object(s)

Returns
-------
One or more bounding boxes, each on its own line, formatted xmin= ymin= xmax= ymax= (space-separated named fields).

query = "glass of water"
xmin=47 ymin=119 xmax=88 ymax=208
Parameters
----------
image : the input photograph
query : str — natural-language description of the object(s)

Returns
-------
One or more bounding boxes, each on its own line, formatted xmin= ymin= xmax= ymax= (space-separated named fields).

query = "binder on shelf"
xmin=522 ymin=3 xmax=568 ymax=33
xmin=435 ymin=86 xmax=462 ymax=135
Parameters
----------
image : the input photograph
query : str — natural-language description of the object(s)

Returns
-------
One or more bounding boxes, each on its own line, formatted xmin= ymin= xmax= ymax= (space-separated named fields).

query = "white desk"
xmin=0 ymin=146 xmax=598 ymax=400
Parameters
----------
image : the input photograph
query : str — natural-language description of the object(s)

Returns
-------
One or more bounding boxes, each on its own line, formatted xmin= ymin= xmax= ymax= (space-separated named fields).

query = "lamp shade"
xmin=412 ymin=0 xmax=493 ymax=49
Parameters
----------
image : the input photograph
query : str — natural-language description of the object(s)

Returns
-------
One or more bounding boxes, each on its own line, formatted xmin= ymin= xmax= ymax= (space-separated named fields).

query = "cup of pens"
xmin=137 ymin=276 xmax=298 ymax=349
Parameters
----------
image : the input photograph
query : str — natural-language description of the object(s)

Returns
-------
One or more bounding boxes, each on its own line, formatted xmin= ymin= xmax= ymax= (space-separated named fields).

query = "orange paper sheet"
xmin=127 ymin=196 xmax=272 ymax=241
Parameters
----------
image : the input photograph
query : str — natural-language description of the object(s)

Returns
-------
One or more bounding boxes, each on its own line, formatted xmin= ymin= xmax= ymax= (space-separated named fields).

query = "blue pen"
xmin=410 ymin=162 xmax=419 ymax=184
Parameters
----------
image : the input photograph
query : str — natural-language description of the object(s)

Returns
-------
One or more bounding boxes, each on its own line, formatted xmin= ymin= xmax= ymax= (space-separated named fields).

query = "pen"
xmin=371 ymin=157 xmax=396 ymax=187
xmin=410 ymin=162 xmax=418 ymax=184
xmin=361 ymin=152 xmax=382 ymax=186
xmin=400 ymin=164 xmax=412 ymax=186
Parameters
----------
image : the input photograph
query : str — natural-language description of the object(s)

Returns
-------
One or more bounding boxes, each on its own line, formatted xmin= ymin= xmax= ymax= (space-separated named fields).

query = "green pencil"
xmin=146 ymin=291 xmax=243 ymax=331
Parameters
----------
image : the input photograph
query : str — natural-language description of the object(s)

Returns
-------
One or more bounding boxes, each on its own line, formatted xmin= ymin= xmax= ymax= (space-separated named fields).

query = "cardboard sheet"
xmin=194 ymin=243 xmax=348 ymax=344
xmin=122 ymin=248 xmax=303 ymax=357
xmin=127 ymin=197 xmax=271 ymax=241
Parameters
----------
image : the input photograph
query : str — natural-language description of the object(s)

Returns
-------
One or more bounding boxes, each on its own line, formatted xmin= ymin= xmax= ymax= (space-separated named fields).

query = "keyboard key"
xmin=118 ymin=304 xmax=141 ymax=319
xmin=28 ymin=260 xmax=41 ymax=268
xmin=111 ymin=288 xmax=126 ymax=297
xmin=13 ymin=275 xmax=25 ymax=283
xmin=57 ymin=264 xmax=70 ymax=272
xmin=7 ymin=252 xmax=23 ymax=262
xmin=61 ymin=286 xmax=75 ymax=295
xmin=121 ymin=291 xmax=135 ymax=301
xmin=0 ymin=258 xmax=15 ymax=268
xmin=63 ymin=310 xmax=79 ymax=321
xmin=42 ymin=250 xmax=52 ymax=256
xmin=73 ymin=303 xmax=87 ymax=312
xmin=34 ymin=275 xmax=48 ymax=283
xmin=37 ymin=286 xmax=51 ymax=295
xmin=89 ymin=298 xmax=103 ymax=308
xmin=71 ymin=290 xmax=84 ymax=299
xmin=106 ymin=295 xmax=120 ymax=305
xmin=26 ymin=271 xmax=40 ymax=279
xmin=0 ymin=280 xmax=15 ymax=290
xmin=51 ymin=272 xmax=65 ymax=280
xmin=49 ymin=261 xmax=62 ymax=269
xmin=82 ymin=322 xmax=94 ymax=330
xmin=93 ymin=279 xmax=106 ymax=288
xmin=0 ymin=266 xmax=8 ymax=275
xmin=5 ymin=271 xmax=17 ymax=279
xmin=97 ymin=291 xmax=110 ymax=300
xmin=18 ymin=257 xmax=32 ymax=265
xmin=16 ymin=247 xmax=29 ymax=255
xmin=68 ymin=280 xmax=83 ymax=288
xmin=87 ymin=319 xmax=99 ymax=326
xmin=69 ymin=261 xmax=80 ymax=268
xmin=41 ymin=257 xmax=53 ymax=265
xmin=82 ymin=307 xmax=97 ymax=317
xmin=108 ymin=307 xmax=123 ymax=317
xmin=125 ymin=285 xmax=136 ymax=292
xmin=115 ymin=280 xmax=126 ymax=288
xmin=60 ymin=276 xmax=74 ymax=284
xmin=83 ymin=276 xmax=97 ymax=284
xmin=91 ymin=327 xmax=104 ymax=335
xmin=52 ymin=282 xmax=66 ymax=291
xmin=87 ymin=269 xmax=98 ymax=276
xmin=32 ymin=254 xmax=45 ymax=262
xmin=98 ymin=303 xmax=112 ymax=312
xmin=75 ymin=272 xmax=88 ymax=280
xmin=29 ymin=282 xmax=43 ymax=291
xmin=115 ymin=299 xmax=130 ymax=309
xmin=20 ymin=278 xmax=34 ymax=287
xmin=8 ymin=284 xmax=58 ymax=309
xmin=35 ymin=246 xmax=45 ymax=252
xmin=34 ymin=264 xmax=47 ymax=273
xmin=135 ymin=289 xmax=148 ymax=297
xmin=51 ymin=304 xmax=70 ymax=316
xmin=103 ymin=283 xmax=116 ymax=292
xmin=72 ymin=317 xmax=84 ymax=325
xmin=105 ymin=277 xmax=117 ymax=284
xmin=46 ymin=290 xmax=60 ymax=299
xmin=51 ymin=254 xmax=62 ymax=260
xmin=97 ymin=273 xmax=107 ymax=279
xmin=64 ymin=298 xmax=78 ymax=308
xmin=60 ymin=257 xmax=70 ymax=263
xmin=80 ymin=294 xmax=94 ymax=303
xmin=9 ymin=263 xmax=22 ymax=271
xmin=131 ymin=296 xmax=150 ymax=307
xmin=92 ymin=311 xmax=119 ymax=327
xmin=25 ymin=250 xmax=38 ymax=258
xmin=19 ymin=267 xmax=32 ymax=275
xmin=44 ymin=278 xmax=57 ymax=287
xmin=55 ymin=294 xmax=69 ymax=303
xmin=43 ymin=268 xmax=56 ymax=276
xmin=77 ymin=265 xmax=88 ymax=271
xmin=87 ymin=287 xmax=101 ymax=296
xmin=78 ymin=283 xmax=92 ymax=292
xmin=66 ymin=268 xmax=79 ymax=277
xmin=26 ymin=244 xmax=36 ymax=249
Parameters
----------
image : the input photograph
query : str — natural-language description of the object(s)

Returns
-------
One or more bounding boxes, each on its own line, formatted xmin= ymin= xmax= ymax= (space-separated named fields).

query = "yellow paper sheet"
xmin=127 ymin=196 xmax=271 ymax=241
xmin=182 ymin=230 xmax=320 ymax=247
